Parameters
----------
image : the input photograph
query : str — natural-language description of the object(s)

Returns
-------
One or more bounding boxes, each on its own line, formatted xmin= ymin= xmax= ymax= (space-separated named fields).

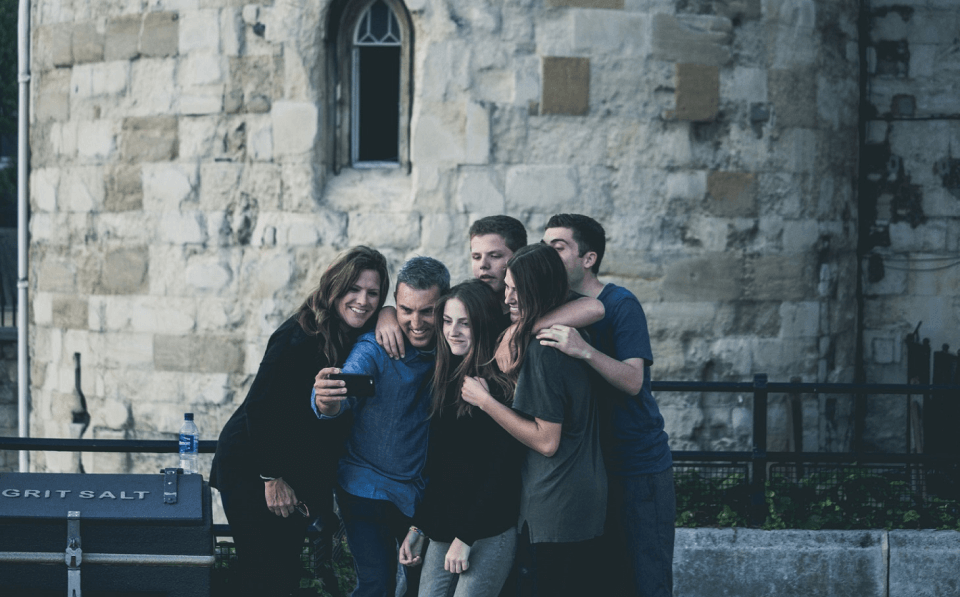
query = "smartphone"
xmin=329 ymin=373 xmax=376 ymax=398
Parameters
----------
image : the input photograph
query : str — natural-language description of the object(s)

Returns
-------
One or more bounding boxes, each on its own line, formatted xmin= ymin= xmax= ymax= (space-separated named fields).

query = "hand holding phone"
xmin=314 ymin=368 xmax=350 ymax=416
xmin=329 ymin=373 xmax=376 ymax=398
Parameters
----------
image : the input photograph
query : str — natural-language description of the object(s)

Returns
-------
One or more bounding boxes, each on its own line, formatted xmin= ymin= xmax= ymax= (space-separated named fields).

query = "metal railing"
xmin=2 ymin=376 xmax=959 ymax=524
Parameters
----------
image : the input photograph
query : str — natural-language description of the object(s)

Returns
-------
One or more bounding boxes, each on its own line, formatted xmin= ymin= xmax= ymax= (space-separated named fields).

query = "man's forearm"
xmin=534 ymin=296 xmax=603 ymax=331
xmin=584 ymin=350 xmax=645 ymax=396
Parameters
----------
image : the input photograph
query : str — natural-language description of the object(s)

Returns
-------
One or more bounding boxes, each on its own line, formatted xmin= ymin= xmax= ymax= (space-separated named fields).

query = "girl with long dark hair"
xmin=211 ymin=245 xmax=389 ymax=597
xmin=398 ymin=279 xmax=522 ymax=597
xmin=460 ymin=244 xmax=607 ymax=597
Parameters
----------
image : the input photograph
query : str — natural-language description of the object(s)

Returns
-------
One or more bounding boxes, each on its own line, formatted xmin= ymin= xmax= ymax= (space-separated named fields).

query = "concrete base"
xmin=675 ymin=528 xmax=960 ymax=597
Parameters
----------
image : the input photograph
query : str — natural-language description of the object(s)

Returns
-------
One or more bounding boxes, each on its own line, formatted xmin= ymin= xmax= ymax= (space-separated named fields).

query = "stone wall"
xmin=24 ymin=0 xmax=865 ymax=472
xmin=860 ymin=0 xmax=960 ymax=451
xmin=674 ymin=528 xmax=960 ymax=597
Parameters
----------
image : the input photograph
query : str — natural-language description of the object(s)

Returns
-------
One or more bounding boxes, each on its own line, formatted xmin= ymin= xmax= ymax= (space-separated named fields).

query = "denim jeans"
xmin=602 ymin=467 xmax=676 ymax=597
xmin=419 ymin=526 xmax=517 ymax=597
xmin=337 ymin=487 xmax=421 ymax=597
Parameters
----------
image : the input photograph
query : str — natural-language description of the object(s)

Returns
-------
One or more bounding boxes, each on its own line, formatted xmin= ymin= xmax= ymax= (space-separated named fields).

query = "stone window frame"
xmin=331 ymin=0 xmax=413 ymax=173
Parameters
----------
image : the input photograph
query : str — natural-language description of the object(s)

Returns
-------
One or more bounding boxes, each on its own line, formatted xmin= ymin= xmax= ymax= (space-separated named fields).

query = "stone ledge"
xmin=675 ymin=528 xmax=960 ymax=597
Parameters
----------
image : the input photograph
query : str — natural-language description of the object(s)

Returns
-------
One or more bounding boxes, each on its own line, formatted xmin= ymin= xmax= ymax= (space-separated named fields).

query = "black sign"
xmin=0 ymin=472 xmax=203 ymax=521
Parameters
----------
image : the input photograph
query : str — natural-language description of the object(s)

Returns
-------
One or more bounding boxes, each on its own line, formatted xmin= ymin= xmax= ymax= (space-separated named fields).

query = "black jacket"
xmin=210 ymin=316 xmax=351 ymax=507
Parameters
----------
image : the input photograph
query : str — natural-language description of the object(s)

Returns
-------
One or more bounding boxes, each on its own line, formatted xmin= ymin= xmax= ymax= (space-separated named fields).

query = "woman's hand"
xmin=314 ymin=367 xmax=347 ymax=416
xmin=460 ymin=376 xmax=492 ymax=410
xmin=375 ymin=307 xmax=405 ymax=360
xmin=444 ymin=538 xmax=471 ymax=574
xmin=536 ymin=324 xmax=594 ymax=360
xmin=398 ymin=529 xmax=424 ymax=567
xmin=264 ymin=478 xmax=298 ymax=518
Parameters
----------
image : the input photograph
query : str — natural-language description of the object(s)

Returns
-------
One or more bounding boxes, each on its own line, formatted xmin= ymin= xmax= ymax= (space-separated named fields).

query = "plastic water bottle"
xmin=178 ymin=413 xmax=199 ymax=474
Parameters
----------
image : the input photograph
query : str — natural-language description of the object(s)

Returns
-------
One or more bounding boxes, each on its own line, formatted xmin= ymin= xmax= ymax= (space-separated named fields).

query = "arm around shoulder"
xmin=460 ymin=376 xmax=561 ymax=457
xmin=483 ymin=398 xmax=561 ymax=457
xmin=533 ymin=296 xmax=604 ymax=331
xmin=536 ymin=322 xmax=647 ymax=396
xmin=584 ymin=353 xmax=646 ymax=397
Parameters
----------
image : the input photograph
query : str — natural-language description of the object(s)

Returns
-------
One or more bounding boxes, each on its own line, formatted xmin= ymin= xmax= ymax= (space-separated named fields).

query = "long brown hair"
xmin=431 ymin=280 xmax=513 ymax=418
xmin=296 ymin=246 xmax=390 ymax=365
xmin=503 ymin=243 xmax=568 ymax=379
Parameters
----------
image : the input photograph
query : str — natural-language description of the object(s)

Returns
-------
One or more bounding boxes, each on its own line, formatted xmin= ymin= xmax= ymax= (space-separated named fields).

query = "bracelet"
xmin=260 ymin=475 xmax=277 ymax=481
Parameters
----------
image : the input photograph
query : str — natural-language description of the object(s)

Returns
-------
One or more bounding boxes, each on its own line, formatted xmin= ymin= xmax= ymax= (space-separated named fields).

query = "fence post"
xmin=927 ymin=345 xmax=960 ymax=457
xmin=751 ymin=374 xmax=768 ymax=522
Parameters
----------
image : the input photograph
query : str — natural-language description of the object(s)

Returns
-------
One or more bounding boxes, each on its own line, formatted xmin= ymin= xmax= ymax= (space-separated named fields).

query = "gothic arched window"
xmin=332 ymin=0 xmax=412 ymax=171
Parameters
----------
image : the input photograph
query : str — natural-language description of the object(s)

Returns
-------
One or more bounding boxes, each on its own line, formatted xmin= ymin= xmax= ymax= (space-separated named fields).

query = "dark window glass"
xmin=357 ymin=46 xmax=400 ymax=162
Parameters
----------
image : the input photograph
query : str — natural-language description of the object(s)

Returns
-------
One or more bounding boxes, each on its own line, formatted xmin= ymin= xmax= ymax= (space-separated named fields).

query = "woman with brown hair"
xmin=398 ymin=279 xmax=522 ymax=597
xmin=460 ymin=243 xmax=607 ymax=597
xmin=211 ymin=245 xmax=390 ymax=597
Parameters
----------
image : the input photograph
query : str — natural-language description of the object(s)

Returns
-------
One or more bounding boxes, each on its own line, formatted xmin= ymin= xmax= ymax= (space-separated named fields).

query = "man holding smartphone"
xmin=313 ymin=256 xmax=450 ymax=597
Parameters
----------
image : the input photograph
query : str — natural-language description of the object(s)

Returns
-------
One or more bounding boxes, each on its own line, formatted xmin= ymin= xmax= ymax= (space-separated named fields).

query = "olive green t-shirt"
xmin=512 ymin=339 xmax=607 ymax=543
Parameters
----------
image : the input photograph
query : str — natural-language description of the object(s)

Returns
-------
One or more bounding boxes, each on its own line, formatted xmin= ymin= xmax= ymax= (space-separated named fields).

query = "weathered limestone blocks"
xmin=121 ymin=116 xmax=178 ymax=162
xmin=570 ymin=9 xmax=646 ymax=55
xmin=860 ymin=0 xmax=960 ymax=397
xmin=651 ymin=13 xmax=732 ymax=66
xmin=505 ymin=165 xmax=579 ymax=212
xmin=766 ymin=0 xmax=817 ymax=69
xmin=154 ymin=335 xmax=244 ymax=374
xmin=34 ymin=69 xmax=72 ymax=122
xmin=322 ymin=169 xmax=414 ymax=213
xmin=674 ymin=529 xmax=902 ymax=597
xmin=271 ymin=101 xmax=318 ymax=157
xmin=541 ymin=57 xmax=590 ymax=116
xmin=706 ymin=171 xmax=757 ymax=218
xmin=51 ymin=295 xmax=89 ymax=330
xmin=93 ymin=247 xmax=150 ymax=295
xmin=547 ymin=0 xmax=624 ymax=9
xmin=673 ymin=63 xmax=719 ymax=122
xmin=769 ymin=67 xmax=818 ymax=130
xmin=89 ymin=296 xmax=197 ymax=335
xmin=888 ymin=530 xmax=960 ymax=596
xmin=16 ymin=0 xmax=870 ymax=472
xmin=348 ymin=212 xmax=422 ymax=249
xmin=457 ymin=168 xmax=505 ymax=215
xmin=661 ymin=254 xmax=742 ymax=301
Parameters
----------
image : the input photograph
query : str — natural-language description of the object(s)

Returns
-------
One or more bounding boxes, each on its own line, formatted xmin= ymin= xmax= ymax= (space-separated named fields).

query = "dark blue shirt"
xmin=588 ymin=284 xmax=671 ymax=476
xmin=312 ymin=332 xmax=434 ymax=516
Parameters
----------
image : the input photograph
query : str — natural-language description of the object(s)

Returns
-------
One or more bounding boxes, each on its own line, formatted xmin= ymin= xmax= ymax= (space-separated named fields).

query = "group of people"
xmin=210 ymin=214 xmax=675 ymax=597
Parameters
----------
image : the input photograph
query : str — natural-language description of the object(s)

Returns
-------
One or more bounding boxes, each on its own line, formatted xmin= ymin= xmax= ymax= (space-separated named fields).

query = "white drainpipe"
xmin=17 ymin=0 xmax=31 ymax=472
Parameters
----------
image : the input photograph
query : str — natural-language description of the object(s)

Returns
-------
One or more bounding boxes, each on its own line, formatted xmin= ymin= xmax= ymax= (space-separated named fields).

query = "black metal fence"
xmin=906 ymin=327 xmax=960 ymax=460
xmin=2 ymin=376 xmax=959 ymax=530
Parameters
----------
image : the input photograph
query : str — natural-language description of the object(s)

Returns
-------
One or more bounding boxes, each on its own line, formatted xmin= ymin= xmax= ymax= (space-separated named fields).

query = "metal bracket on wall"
xmin=65 ymin=510 xmax=81 ymax=597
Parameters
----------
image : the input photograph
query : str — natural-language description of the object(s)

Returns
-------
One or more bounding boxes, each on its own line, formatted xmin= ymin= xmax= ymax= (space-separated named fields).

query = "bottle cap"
xmin=184 ymin=413 xmax=194 ymax=421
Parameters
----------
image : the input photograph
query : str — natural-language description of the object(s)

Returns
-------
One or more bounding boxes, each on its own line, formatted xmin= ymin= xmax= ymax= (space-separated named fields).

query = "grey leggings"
xmin=418 ymin=526 xmax=517 ymax=597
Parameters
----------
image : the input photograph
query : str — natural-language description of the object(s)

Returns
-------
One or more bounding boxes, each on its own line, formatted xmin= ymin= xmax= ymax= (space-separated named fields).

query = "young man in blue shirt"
xmin=314 ymin=256 xmax=450 ymax=597
xmin=537 ymin=214 xmax=675 ymax=597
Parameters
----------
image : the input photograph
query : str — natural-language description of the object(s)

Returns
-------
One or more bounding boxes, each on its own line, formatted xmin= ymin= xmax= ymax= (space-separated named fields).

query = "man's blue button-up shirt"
xmin=312 ymin=331 xmax=434 ymax=517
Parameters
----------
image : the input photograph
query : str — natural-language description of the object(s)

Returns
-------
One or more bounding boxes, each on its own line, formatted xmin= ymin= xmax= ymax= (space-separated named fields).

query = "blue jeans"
xmin=602 ymin=467 xmax=676 ymax=597
xmin=337 ymin=487 xmax=420 ymax=597
xmin=419 ymin=526 xmax=517 ymax=597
